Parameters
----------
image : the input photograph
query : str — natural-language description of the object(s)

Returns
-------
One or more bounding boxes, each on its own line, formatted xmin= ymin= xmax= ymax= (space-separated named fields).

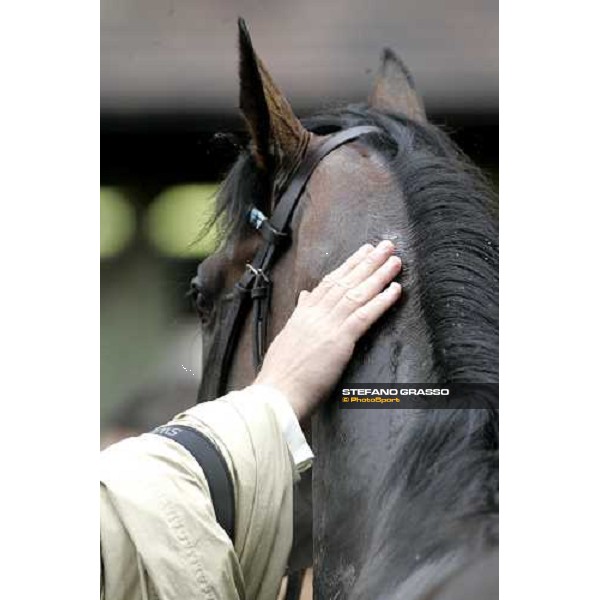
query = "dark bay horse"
xmin=194 ymin=21 xmax=498 ymax=600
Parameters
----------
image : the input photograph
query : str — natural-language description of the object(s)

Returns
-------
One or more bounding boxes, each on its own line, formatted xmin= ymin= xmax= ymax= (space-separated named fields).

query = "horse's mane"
xmin=212 ymin=105 xmax=498 ymax=384
xmin=350 ymin=406 xmax=498 ymax=600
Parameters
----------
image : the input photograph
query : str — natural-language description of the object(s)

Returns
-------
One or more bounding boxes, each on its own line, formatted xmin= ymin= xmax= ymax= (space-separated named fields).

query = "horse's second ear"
xmin=238 ymin=18 xmax=310 ymax=177
xmin=369 ymin=48 xmax=427 ymax=123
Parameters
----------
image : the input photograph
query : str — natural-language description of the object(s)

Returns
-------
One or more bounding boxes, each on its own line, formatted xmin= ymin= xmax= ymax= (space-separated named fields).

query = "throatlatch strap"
xmin=152 ymin=424 xmax=236 ymax=543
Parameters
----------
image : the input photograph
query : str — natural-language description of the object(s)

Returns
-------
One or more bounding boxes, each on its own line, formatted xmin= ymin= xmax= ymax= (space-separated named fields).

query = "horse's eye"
xmin=196 ymin=290 xmax=214 ymax=325
xmin=190 ymin=275 xmax=215 ymax=326
xmin=190 ymin=256 xmax=228 ymax=326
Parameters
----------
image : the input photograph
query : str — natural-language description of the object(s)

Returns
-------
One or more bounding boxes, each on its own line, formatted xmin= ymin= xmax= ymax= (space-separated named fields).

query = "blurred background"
xmin=100 ymin=0 xmax=498 ymax=443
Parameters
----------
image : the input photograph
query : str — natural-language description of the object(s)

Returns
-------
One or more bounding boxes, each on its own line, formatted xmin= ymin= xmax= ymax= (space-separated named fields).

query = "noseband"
xmin=194 ymin=125 xmax=382 ymax=402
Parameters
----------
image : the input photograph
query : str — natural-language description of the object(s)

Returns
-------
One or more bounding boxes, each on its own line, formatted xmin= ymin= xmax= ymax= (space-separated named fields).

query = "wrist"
xmin=253 ymin=375 xmax=308 ymax=421
xmin=247 ymin=383 xmax=314 ymax=474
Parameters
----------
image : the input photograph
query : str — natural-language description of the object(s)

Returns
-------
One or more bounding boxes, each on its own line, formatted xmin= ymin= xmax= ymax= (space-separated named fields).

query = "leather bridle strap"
xmin=197 ymin=124 xmax=382 ymax=402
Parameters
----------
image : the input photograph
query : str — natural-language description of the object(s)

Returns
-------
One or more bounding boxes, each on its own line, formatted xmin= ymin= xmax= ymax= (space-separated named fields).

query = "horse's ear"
xmin=368 ymin=48 xmax=427 ymax=123
xmin=238 ymin=18 xmax=310 ymax=175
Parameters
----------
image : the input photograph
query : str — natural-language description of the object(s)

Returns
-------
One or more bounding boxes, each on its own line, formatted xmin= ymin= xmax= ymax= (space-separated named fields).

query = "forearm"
xmin=100 ymin=384 xmax=308 ymax=600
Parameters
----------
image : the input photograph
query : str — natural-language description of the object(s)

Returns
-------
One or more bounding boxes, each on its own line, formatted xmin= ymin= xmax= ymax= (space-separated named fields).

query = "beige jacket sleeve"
xmin=100 ymin=384 xmax=313 ymax=600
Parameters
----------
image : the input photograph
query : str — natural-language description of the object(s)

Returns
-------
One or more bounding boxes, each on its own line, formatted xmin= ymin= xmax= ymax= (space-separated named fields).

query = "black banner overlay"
xmin=336 ymin=384 xmax=498 ymax=409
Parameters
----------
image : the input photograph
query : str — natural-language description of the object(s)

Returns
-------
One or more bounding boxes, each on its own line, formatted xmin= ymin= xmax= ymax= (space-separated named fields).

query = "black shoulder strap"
xmin=152 ymin=424 xmax=236 ymax=543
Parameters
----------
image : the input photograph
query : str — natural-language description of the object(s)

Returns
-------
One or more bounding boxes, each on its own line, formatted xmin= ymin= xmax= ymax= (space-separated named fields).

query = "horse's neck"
xmin=343 ymin=407 xmax=498 ymax=600
xmin=312 ymin=312 xmax=497 ymax=599
xmin=372 ymin=301 xmax=436 ymax=383
xmin=312 ymin=297 xmax=436 ymax=598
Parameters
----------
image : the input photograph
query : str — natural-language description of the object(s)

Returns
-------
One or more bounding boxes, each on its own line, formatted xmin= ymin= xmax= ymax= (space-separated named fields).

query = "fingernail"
xmin=377 ymin=239 xmax=394 ymax=251
xmin=387 ymin=282 xmax=402 ymax=295
xmin=386 ymin=255 xmax=402 ymax=268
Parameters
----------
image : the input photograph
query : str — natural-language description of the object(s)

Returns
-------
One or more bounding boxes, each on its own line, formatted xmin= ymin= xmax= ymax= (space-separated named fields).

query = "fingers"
xmin=319 ymin=240 xmax=396 ymax=309
xmin=335 ymin=254 xmax=402 ymax=319
xmin=297 ymin=290 xmax=310 ymax=307
xmin=332 ymin=243 xmax=375 ymax=279
xmin=344 ymin=282 xmax=402 ymax=338
xmin=344 ymin=240 xmax=395 ymax=286
xmin=308 ymin=243 xmax=374 ymax=303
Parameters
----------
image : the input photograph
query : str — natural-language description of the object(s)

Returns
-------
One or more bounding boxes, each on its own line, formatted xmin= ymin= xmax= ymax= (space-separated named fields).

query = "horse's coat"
xmin=196 ymin=21 xmax=498 ymax=600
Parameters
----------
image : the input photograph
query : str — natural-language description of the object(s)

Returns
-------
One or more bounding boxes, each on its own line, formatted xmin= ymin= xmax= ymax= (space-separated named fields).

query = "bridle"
xmin=193 ymin=125 xmax=382 ymax=402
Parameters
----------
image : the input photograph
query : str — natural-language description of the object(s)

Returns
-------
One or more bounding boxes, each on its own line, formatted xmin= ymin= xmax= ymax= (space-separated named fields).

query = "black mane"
xmin=213 ymin=105 xmax=499 ymax=384
xmin=350 ymin=407 xmax=498 ymax=599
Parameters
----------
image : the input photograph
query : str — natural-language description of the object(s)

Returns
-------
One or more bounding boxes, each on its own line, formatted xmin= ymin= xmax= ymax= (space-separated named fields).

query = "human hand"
xmin=255 ymin=240 xmax=402 ymax=420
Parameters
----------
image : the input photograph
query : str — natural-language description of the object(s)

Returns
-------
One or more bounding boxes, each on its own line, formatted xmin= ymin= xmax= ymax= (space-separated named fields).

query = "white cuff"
xmin=249 ymin=384 xmax=314 ymax=474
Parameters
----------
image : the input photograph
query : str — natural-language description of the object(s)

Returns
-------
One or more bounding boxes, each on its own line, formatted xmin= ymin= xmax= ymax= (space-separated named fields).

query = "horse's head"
xmin=195 ymin=19 xmax=498 ymax=598
xmin=195 ymin=20 xmax=441 ymax=397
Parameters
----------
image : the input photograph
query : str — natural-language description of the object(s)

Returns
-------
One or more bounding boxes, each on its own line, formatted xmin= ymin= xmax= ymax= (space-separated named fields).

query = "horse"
xmin=193 ymin=20 xmax=498 ymax=600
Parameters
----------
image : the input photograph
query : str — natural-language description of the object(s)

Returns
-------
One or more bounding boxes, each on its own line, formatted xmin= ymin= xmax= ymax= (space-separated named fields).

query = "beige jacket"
xmin=100 ymin=385 xmax=313 ymax=600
